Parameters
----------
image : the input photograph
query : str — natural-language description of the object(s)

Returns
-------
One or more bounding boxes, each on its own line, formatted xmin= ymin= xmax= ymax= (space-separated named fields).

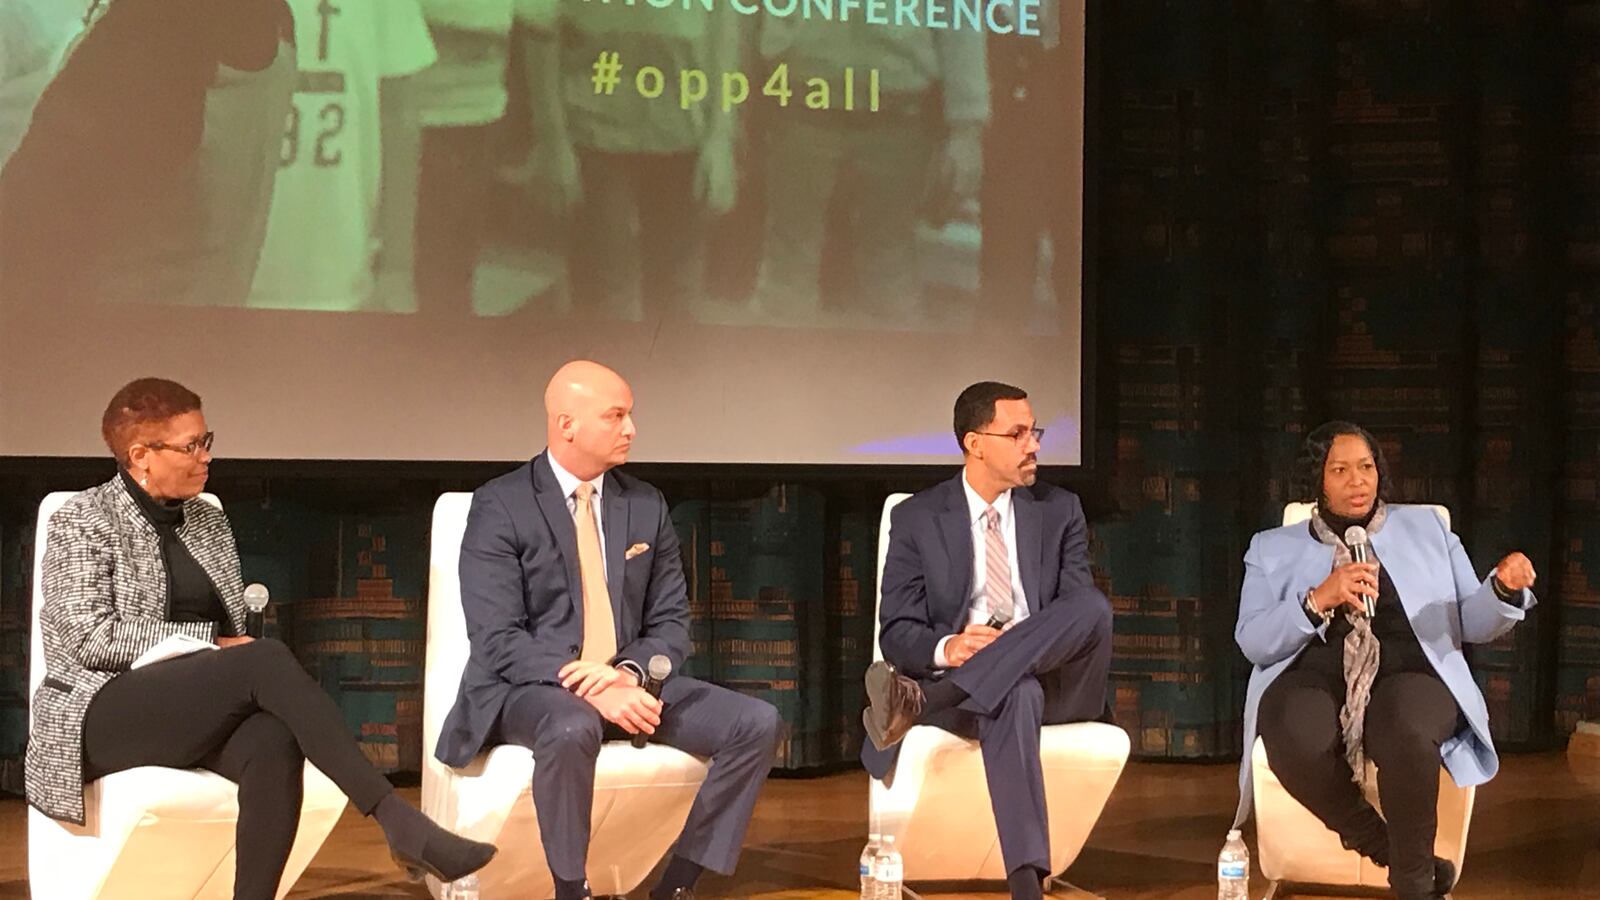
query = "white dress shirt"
xmin=547 ymin=450 xmax=608 ymax=583
xmin=933 ymin=474 xmax=1031 ymax=668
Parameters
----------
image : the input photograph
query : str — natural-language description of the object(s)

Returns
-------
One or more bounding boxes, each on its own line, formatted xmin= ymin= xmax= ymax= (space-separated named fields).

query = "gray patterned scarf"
xmin=1309 ymin=501 xmax=1388 ymax=783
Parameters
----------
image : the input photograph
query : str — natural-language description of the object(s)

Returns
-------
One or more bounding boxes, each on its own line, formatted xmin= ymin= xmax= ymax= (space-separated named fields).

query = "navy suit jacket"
xmin=435 ymin=453 xmax=690 ymax=767
xmin=865 ymin=474 xmax=1097 ymax=777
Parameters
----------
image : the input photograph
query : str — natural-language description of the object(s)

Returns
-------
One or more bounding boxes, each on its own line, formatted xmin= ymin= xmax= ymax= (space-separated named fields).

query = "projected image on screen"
xmin=0 ymin=0 xmax=1085 ymax=465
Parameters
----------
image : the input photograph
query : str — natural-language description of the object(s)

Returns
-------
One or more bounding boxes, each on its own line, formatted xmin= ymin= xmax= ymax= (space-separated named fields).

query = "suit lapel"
xmin=1369 ymin=520 xmax=1424 ymax=623
xmin=1013 ymin=488 xmax=1043 ymax=613
xmin=938 ymin=479 xmax=974 ymax=618
xmin=603 ymin=472 xmax=629 ymax=617
xmin=531 ymin=455 xmax=585 ymax=611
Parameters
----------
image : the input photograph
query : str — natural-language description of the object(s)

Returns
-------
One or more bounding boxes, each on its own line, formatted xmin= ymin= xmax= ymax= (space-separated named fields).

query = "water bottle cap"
xmin=1227 ymin=829 xmax=1242 ymax=840
xmin=868 ymin=833 xmax=881 ymax=840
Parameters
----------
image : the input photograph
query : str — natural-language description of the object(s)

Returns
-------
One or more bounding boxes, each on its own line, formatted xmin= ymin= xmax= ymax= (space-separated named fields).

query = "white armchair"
xmin=420 ymin=493 xmax=711 ymax=899
xmin=867 ymin=493 xmax=1129 ymax=896
xmin=1253 ymin=502 xmax=1475 ymax=898
xmin=27 ymin=491 xmax=347 ymax=900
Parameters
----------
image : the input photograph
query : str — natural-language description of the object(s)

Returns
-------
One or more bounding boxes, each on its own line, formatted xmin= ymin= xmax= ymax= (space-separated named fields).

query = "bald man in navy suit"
xmin=437 ymin=361 xmax=781 ymax=900
xmin=863 ymin=381 xmax=1113 ymax=900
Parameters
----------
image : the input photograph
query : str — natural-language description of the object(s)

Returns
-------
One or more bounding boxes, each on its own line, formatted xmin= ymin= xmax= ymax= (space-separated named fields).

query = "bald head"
xmin=545 ymin=360 xmax=636 ymax=479
xmin=544 ymin=360 xmax=628 ymax=419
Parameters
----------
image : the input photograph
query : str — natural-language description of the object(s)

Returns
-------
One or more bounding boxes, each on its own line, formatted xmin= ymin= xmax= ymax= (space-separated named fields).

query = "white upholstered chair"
xmin=28 ymin=491 xmax=347 ymax=900
xmin=419 ymin=493 xmax=711 ymax=899
xmin=1253 ymin=502 xmax=1475 ymax=898
xmin=866 ymin=493 xmax=1130 ymax=898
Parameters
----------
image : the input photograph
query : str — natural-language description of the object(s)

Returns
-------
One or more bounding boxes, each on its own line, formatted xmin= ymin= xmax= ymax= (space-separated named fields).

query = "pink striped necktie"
xmin=983 ymin=507 xmax=1012 ymax=621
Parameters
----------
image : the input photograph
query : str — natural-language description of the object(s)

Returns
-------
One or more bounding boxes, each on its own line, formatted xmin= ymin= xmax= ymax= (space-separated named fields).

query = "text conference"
xmin=581 ymin=0 xmax=1048 ymax=37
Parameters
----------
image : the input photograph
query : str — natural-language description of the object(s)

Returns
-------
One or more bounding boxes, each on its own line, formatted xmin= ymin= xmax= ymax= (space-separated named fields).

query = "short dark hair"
xmin=102 ymin=378 xmax=203 ymax=466
xmin=1296 ymin=420 xmax=1390 ymax=507
xmin=953 ymin=381 xmax=1028 ymax=454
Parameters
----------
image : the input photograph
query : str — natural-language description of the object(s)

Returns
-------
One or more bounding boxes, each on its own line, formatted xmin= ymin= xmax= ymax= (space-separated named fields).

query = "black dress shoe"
xmin=863 ymin=660 xmax=925 ymax=750
xmin=1435 ymin=857 xmax=1457 ymax=894
xmin=389 ymin=835 xmax=497 ymax=883
xmin=375 ymin=793 xmax=498 ymax=883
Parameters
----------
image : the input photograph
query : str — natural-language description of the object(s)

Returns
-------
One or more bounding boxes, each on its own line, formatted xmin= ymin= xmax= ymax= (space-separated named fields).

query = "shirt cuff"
xmin=1491 ymin=575 xmax=1525 ymax=608
xmin=613 ymin=659 xmax=645 ymax=686
xmin=933 ymin=634 xmax=954 ymax=669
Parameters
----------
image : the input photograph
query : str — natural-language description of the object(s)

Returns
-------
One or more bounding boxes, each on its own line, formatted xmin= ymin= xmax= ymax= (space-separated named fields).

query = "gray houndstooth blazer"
xmin=27 ymin=475 xmax=247 ymax=824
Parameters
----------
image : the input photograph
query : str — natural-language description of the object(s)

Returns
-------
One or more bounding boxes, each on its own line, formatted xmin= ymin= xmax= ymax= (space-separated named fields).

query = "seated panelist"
xmin=28 ymin=377 xmax=497 ymax=900
xmin=1235 ymin=421 xmax=1538 ymax=900
xmin=861 ymin=381 xmax=1114 ymax=900
xmin=436 ymin=360 xmax=782 ymax=900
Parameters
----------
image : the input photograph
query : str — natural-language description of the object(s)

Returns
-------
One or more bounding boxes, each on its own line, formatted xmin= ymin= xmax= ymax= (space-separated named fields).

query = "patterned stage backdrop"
xmin=0 ymin=0 xmax=1596 ymax=781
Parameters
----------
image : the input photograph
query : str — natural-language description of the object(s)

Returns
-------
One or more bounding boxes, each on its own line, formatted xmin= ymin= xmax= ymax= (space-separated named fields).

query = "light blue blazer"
xmin=1233 ymin=504 xmax=1535 ymax=825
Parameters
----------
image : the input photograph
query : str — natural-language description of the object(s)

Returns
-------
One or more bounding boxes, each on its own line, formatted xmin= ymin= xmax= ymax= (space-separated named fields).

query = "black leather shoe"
xmin=1435 ymin=857 xmax=1457 ymax=894
xmin=389 ymin=836 xmax=497 ymax=883
xmin=863 ymin=660 xmax=925 ymax=750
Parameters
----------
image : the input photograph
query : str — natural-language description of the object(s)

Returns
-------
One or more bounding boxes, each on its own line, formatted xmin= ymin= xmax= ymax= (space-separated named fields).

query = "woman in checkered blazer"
xmin=27 ymin=377 xmax=496 ymax=900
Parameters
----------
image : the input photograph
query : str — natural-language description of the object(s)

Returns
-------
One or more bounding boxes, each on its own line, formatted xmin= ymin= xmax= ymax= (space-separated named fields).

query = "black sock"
xmin=555 ymin=876 xmax=591 ymax=900
xmin=1006 ymin=865 xmax=1045 ymax=900
xmin=651 ymin=855 xmax=704 ymax=898
xmin=923 ymin=677 xmax=968 ymax=715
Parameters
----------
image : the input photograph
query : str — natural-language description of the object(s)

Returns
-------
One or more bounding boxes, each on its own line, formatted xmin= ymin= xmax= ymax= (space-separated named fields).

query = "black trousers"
xmin=82 ymin=639 xmax=395 ymax=900
xmin=922 ymin=591 xmax=1114 ymax=877
xmin=1257 ymin=664 xmax=1462 ymax=897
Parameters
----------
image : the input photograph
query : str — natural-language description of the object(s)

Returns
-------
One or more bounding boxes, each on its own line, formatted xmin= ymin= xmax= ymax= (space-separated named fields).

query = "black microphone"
xmin=985 ymin=602 xmax=1014 ymax=631
xmin=633 ymin=654 xmax=672 ymax=749
xmin=1343 ymin=526 xmax=1376 ymax=617
xmin=243 ymin=583 xmax=270 ymax=638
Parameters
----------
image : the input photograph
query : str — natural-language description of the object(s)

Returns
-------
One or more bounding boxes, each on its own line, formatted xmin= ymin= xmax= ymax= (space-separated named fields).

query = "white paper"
xmin=130 ymin=633 xmax=218 ymax=669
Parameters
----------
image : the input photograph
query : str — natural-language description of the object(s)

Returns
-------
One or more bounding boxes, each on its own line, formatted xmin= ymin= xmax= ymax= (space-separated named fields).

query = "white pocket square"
xmin=625 ymin=542 xmax=651 ymax=560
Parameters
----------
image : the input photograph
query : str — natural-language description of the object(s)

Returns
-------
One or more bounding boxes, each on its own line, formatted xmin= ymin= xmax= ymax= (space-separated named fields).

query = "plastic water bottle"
xmin=448 ymin=873 xmax=480 ymax=900
xmin=859 ymin=832 xmax=883 ymax=899
xmin=873 ymin=834 xmax=903 ymax=900
xmin=1217 ymin=829 xmax=1249 ymax=900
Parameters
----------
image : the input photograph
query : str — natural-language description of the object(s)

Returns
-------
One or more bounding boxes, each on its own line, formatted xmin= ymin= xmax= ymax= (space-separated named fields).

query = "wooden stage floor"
xmin=1 ymin=753 xmax=1595 ymax=898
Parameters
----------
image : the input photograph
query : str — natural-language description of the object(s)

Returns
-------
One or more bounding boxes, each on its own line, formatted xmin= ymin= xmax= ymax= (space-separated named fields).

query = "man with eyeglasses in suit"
xmin=861 ymin=380 xmax=1113 ymax=900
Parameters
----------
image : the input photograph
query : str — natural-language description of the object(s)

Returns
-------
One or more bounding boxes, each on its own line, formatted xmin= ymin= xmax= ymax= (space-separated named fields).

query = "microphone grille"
xmin=242 ymin=583 xmax=270 ymax=613
xmin=1343 ymin=526 xmax=1369 ymax=547
xmin=991 ymin=603 xmax=1014 ymax=625
xmin=647 ymin=654 xmax=673 ymax=681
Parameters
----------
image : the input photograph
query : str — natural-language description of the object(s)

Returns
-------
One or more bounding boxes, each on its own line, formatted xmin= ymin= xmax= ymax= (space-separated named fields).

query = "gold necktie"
xmin=573 ymin=483 xmax=617 ymax=663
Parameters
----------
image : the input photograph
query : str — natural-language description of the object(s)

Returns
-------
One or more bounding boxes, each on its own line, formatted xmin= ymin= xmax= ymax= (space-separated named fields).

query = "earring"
xmin=139 ymin=473 xmax=148 ymax=487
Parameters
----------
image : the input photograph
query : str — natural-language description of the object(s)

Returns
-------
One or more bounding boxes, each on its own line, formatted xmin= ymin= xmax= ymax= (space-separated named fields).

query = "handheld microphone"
xmin=633 ymin=654 xmax=672 ymax=749
xmin=243 ymin=583 xmax=270 ymax=638
xmin=1343 ymin=527 xmax=1376 ymax=617
xmin=984 ymin=602 xmax=1014 ymax=631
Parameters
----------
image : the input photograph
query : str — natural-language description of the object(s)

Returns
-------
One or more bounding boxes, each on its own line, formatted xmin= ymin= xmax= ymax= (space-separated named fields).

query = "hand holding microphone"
xmin=1312 ymin=559 xmax=1378 ymax=619
xmin=1344 ymin=527 xmax=1378 ymax=617
xmin=632 ymin=655 xmax=672 ymax=749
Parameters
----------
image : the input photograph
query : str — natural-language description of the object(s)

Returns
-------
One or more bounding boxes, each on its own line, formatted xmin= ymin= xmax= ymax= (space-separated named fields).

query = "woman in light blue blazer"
xmin=1235 ymin=422 xmax=1538 ymax=900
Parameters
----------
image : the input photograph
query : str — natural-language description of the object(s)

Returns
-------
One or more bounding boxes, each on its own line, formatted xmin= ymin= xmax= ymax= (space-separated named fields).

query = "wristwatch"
xmin=1304 ymin=588 xmax=1333 ymax=625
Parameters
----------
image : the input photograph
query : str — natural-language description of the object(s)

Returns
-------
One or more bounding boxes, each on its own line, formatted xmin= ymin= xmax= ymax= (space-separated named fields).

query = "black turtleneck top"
xmin=1296 ymin=506 xmax=1436 ymax=680
xmin=120 ymin=469 xmax=230 ymax=629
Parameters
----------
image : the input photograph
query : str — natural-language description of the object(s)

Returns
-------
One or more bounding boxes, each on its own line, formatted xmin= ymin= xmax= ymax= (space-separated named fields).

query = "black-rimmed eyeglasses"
xmin=975 ymin=426 xmax=1045 ymax=444
xmin=144 ymin=432 xmax=215 ymax=457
